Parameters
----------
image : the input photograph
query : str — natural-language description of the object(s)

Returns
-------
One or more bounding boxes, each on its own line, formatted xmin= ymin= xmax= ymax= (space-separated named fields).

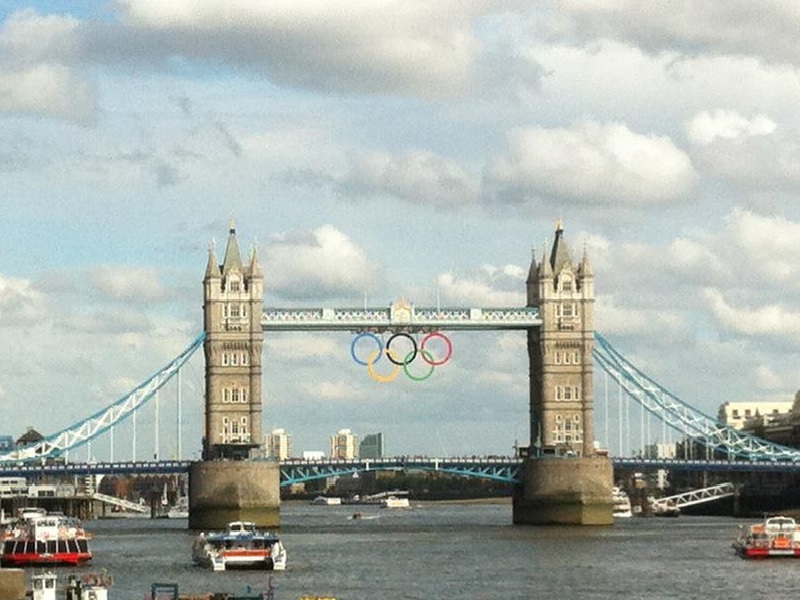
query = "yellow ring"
xmin=366 ymin=349 xmax=401 ymax=383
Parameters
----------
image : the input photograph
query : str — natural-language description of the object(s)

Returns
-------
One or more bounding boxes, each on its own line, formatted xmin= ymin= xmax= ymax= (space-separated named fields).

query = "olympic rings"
xmin=350 ymin=331 xmax=452 ymax=382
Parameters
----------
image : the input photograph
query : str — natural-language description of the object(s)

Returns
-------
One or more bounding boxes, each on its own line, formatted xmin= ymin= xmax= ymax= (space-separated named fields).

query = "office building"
xmin=329 ymin=429 xmax=358 ymax=459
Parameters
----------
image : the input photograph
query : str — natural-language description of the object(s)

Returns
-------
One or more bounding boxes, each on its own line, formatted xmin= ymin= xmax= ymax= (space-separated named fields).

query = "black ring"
xmin=386 ymin=333 xmax=417 ymax=365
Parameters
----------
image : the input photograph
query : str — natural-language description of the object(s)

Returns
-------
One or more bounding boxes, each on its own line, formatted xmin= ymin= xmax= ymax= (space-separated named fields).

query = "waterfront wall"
xmin=0 ymin=569 xmax=25 ymax=600
xmin=513 ymin=456 xmax=613 ymax=525
xmin=188 ymin=460 xmax=280 ymax=530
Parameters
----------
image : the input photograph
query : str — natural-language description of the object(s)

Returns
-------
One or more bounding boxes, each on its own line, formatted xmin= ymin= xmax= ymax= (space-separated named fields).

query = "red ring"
xmin=419 ymin=332 xmax=452 ymax=366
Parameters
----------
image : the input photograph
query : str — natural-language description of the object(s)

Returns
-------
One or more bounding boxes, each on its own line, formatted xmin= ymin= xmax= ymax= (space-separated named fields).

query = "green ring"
xmin=403 ymin=349 xmax=435 ymax=381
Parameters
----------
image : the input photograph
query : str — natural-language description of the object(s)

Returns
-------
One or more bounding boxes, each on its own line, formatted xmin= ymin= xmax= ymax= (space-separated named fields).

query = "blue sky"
xmin=2 ymin=1 xmax=800 ymax=460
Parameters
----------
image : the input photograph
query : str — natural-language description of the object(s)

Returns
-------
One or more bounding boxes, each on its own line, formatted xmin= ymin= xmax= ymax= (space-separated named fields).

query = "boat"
xmin=345 ymin=490 xmax=410 ymax=507
xmin=191 ymin=521 xmax=287 ymax=572
xmin=380 ymin=495 xmax=410 ymax=508
xmin=650 ymin=497 xmax=680 ymax=518
xmin=612 ymin=487 xmax=632 ymax=518
xmin=1 ymin=509 xmax=92 ymax=567
xmin=311 ymin=496 xmax=342 ymax=505
xmin=733 ymin=515 xmax=800 ymax=558
xmin=29 ymin=571 xmax=112 ymax=600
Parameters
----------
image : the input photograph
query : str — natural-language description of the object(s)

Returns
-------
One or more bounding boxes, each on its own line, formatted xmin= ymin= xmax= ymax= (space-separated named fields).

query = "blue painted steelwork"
xmin=277 ymin=456 xmax=523 ymax=486
xmin=0 ymin=334 xmax=205 ymax=464
xmin=593 ymin=333 xmax=800 ymax=463
xmin=5 ymin=455 xmax=800 ymax=481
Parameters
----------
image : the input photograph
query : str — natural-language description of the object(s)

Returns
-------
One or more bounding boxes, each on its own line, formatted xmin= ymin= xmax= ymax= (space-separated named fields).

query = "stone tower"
xmin=514 ymin=221 xmax=612 ymax=525
xmin=191 ymin=221 xmax=279 ymax=530
xmin=526 ymin=220 xmax=595 ymax=457
xmin=202 ymin=221 xmax=264 ymax=460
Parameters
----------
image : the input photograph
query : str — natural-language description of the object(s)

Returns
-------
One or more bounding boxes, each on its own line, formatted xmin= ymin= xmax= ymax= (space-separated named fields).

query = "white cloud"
xmin=437 ymin=271 xmax=525 ymax=307
xmin=0 ymin=275 xmax=47 ymax=324
xmin=86 ymin=267 xmax=171 ymax=303
xmin=338 ymin=150 xmax=479 ymax=208
xmin=703 ymin=288 xmax=800 ymax=336
xmin=264 ymin=225 xmax=384 ymax=301
xmin=687 ymin=109 xmax=776 ymax=145
xmin=545 ymin=1 xmax=800 ymax=69
xmin=0 ymin=64 xmax=95 ymax=123
xmin=485 ymin=122 xmax=696 ymax=206
xmin=115 ymin=0 xmax=481 ymax=97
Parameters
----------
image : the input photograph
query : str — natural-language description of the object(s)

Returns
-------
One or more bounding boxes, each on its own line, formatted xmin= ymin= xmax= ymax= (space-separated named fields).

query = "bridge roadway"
xmin=2 ymin=456 xmax=800 ymax=483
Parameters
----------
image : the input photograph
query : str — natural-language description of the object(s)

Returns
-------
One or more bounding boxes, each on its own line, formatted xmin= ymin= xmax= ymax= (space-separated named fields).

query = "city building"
xmin=0 ymin=435 xmax=13 ymax=453
xmin=359 ymin=433 xmax=385 ymax=459
xmin=264 ymin=428 xmax=292 ymax=460
xmin=717 ymin=401 xmax=793 ymax=430
xmin=329 ymin=429 xmax=358 ymax=459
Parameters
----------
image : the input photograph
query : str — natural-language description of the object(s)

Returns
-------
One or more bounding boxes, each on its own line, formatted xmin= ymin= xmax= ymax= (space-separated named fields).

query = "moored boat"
xmin=733 ymin=515 xmax=800 ymax=558
xmin=311 ymin=496 xmax=342 ymax=505
xmin=612 ymin=487 xmax=632 ymax=518
xmin=191 ymin=521 xmax=287 ymax=572
xmin=380 ymin=495 xmax=410 ymax=508
xmin=1 ymin=509 xmax=92 ymax=567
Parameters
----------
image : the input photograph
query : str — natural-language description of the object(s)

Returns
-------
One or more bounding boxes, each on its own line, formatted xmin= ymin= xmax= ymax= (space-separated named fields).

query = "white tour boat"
xmin=192 ymin=521 xmax=287 ymax=572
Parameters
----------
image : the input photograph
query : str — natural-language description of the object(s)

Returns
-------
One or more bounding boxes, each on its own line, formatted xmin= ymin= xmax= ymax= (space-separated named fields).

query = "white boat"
xmin=311 ymin=496 xmax=342 ymax=505
xmin=381 ymin=496 xmax=410 ymax=508
xmin=349 ymin=490 xmax=410 ymax=507
xmin=192 ymin=521 xmax=287 ymax=572
xmin=30 ymin=571 xmax=112 ymax=600
xmin=612 ymin=487 xmax=632 ymax=518
xmin=1 ymin=510 xmax=92 ymax=567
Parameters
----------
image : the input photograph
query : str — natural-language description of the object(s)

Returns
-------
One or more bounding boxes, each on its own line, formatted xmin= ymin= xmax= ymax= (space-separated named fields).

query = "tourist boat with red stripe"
xmin=192 ymin=521 xmax=287 ymax=572
xmin=733 ymin=515 xmax=800 ymax=558
xmin=1 ymin=509 xmax=92 ymax=567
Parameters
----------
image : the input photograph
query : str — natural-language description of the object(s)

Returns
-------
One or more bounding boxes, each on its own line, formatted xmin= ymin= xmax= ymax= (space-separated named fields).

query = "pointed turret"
xmin=221 ymin=219 xmax=243 ymax=277
xmin=548 ymin=219 xmax=572 ymax=273
xmin=579 ymin=242 xmax=592 ymax=278
xmin=204 ymin=240 xmax=220 ymax=281
xmin=248 ymin=243 xmax=263 ymax=278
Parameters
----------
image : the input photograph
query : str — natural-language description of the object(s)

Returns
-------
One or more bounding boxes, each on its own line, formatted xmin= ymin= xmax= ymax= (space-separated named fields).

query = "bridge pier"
xmin=188 ymin=461 xmax=280 ymax=530
xmin=513 ymin=456 xmax=613 ymax=525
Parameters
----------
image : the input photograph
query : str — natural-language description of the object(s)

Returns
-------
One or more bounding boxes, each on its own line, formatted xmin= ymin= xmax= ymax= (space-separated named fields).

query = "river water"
xmin=22 ymin=501 xmax=800 ymax=600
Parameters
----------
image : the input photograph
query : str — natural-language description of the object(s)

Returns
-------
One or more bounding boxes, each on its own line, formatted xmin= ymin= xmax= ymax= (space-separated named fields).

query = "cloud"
xmin=85 ymin=267 xmax=173 ymax=303
xmin=263 ymin=225 xmax=385 ymax=301
xmin=0 ymin=275 xmax=48 ymax=325
xmin=543 ymin=1 xmax=800 ymax=69
xmin=337 ymin=150 xmax=479 ymax=208
xmin=703 ymin=288 xmax=800 ymax=336
xmin=114 ymin=0 xmax=482 ymax=97
xmin=687 ymin=109 xmax=776 ymax=145
xmin=484 ymin=121 xmax=696 ymax=207
xmin=0 ymin=64 xmax=95 ymax=123
xmin=436 ymin=266 xmax=526 ymax=307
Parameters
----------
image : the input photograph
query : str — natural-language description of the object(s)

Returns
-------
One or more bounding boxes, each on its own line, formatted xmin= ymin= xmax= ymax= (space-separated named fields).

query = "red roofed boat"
xmin=1 ymin=509 xmax=92 ymax=567
xmin=733 ymin=515 xmax=800 ymax=559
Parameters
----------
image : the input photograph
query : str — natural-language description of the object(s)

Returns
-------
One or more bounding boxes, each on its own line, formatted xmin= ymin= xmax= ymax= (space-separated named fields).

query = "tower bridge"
xmin=191 ymin=219 xmax=609 ymax=528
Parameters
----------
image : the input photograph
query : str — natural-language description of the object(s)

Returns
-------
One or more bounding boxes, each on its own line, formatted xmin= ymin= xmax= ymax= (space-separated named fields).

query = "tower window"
xmin=229 ymin=279 xmax=241 ymax=292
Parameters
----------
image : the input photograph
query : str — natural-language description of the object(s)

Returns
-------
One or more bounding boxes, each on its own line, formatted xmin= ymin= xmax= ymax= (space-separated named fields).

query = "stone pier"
xmin=513 ymin=456 xmax=614 ymax=525
xmin=188 ymin=461 xmax=280 ymax=530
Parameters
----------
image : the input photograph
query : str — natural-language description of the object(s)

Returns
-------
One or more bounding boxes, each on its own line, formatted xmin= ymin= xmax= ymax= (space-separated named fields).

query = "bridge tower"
xmin=189 ymin=221 xmax=280 ymax=529
xmin=513 ymin=221 xmax=613 ymax=525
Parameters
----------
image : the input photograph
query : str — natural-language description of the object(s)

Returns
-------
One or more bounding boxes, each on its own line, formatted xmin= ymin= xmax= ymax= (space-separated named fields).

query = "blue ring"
xmin=350 ymin=332 xmax=383 ymax=366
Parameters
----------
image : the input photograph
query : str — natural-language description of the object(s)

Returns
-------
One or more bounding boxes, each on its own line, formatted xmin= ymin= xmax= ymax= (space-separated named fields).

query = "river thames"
xmin=26 ymin=500 xmax=800 ymax=600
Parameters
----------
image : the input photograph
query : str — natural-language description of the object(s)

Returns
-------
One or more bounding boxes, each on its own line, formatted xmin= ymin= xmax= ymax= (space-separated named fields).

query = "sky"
xmin=2 ymin=0 xmax=800 ymax=461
